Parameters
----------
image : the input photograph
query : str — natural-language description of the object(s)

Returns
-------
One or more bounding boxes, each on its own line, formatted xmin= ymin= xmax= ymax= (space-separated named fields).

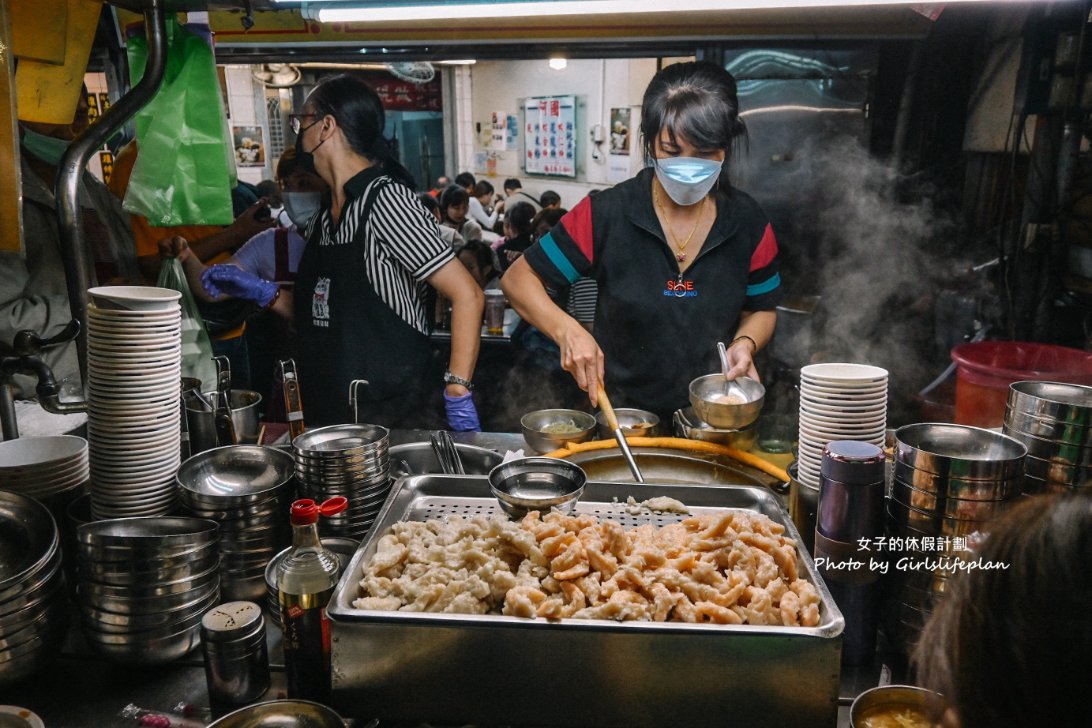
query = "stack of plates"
xmin=0 ymin=492 xmax=69 ymax=686
xmin=0 ymin=435 xmax=88 ymax=506
xmin=1003 ymin=381 xmax=1092 ymax=494
xmin=177 ymin=446 xmax=296 ymax=603
xmin=293 ymin=424 xmax=391 ymax=540
xmin=77 ymin=517 xmax=220 ymax=663
xmin=883 ymin=423 xmax=1026 ymax=652
xmin=797 ymin=363 xmax=888 ymax=490
xmin=85 ymin=287 xmax=183 ymax=519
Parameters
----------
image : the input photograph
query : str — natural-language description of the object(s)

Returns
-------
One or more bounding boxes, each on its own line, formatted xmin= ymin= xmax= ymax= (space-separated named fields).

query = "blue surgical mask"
xmin=282 ymin=191 xmax=322 ymax=227
xmin=21 ymin=128 xmax=70 ymax=165
xmin=653 ymin=156 xmax=723 ymax=206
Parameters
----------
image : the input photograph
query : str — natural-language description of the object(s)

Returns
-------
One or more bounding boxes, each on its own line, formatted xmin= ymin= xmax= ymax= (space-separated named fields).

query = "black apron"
xmin=294 ymin=178 xmax=438 ymax=427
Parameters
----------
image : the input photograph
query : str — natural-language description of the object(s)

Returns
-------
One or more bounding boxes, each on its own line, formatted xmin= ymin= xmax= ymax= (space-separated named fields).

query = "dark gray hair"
xmin=640 ymin=61 xmax=747 ymax=194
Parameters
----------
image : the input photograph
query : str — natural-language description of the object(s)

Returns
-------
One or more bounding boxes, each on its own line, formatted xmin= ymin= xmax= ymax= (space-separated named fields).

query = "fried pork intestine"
xmin=353 ymin=510 xmax=821 ymax=627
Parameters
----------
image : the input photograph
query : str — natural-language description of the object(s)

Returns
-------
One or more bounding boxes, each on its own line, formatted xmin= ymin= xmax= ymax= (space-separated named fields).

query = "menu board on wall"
xmin=523 ymin=95 xmax=576 ymax=178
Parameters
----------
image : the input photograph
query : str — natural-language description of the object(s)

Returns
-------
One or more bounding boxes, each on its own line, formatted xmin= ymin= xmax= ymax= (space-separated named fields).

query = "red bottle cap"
xmin=290 ymin=496 xmax=349 ymax=525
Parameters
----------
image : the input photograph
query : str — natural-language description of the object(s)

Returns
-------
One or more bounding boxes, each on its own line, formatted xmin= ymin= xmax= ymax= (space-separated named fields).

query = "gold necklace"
xmin=654 ymin=186 xmax=706 ymax=263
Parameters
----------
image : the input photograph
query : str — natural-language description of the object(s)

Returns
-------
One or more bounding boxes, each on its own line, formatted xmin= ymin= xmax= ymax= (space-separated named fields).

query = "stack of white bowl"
xmin=796 ymin=363 xmax=889 ymax=490
xmin=85 ymin=286 xmax=183 ymax=519
xmin=0 ymin=491 xmax=69 ymax=685
xmin=77 ymin=516 xmax=220 ymax=663
xmin=292 ymin=424 xmax=391 ymax=540
xmin=0 ymin=435 xmax=88 ymax=509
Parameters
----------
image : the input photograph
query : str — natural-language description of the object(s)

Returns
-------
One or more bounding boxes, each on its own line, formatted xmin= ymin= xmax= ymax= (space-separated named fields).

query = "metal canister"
xmin=814 ymin=440 xmax=885 ymax=666
xmin=201 ymin=601 xmax=271 ymax=717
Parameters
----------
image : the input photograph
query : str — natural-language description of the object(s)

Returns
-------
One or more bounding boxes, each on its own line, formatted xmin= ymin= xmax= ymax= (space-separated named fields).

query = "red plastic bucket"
xmin=951 ymin=341 xmax=1092 ymax=428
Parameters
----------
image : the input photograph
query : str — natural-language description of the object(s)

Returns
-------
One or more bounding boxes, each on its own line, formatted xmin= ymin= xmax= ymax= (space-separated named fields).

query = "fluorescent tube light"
xmin=306 ymin=0 xmax=1025 ymax=24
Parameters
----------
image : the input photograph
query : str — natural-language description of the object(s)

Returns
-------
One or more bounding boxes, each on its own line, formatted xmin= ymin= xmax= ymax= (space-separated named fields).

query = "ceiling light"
xmin=303 ymin=0 xmax=1022 ymax=24
xmin=437 ymin=59 xmax=478 ymax=66
xmin=549 ymin=57 xmax=568 ymax=70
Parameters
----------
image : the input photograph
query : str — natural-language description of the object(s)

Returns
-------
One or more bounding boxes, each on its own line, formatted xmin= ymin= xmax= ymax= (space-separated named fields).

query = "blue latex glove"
xmin=201 ymin=265 xmax=278 ymax=308
xmin=444 ymin=391 xmax=481 ymax=432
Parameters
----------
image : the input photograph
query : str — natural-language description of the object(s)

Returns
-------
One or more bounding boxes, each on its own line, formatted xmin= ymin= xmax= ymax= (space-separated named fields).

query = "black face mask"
xmin=294 ymin=122 xmax=326 ymax=169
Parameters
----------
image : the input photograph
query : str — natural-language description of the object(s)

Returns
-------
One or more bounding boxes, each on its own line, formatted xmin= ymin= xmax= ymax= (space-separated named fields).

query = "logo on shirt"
xmin=663 ymin=277 xmax=699 ymax=298
xmin=312 ymin=277 xmax=331 ymax=327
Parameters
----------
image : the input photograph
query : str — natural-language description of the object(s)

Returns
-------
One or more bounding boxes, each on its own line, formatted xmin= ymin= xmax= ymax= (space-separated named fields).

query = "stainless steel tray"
xmin=329 ymin=475 xmax=844 ymax=727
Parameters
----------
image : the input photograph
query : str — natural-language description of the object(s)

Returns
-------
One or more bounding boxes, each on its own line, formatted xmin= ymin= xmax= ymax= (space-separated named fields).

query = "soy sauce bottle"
xmin=278 ymin=497 xmax=348 ymax=703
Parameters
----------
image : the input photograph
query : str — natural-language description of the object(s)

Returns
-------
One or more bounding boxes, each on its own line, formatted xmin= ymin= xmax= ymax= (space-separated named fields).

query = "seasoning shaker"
xmin=200 ymin=601 xmax=270 ymax=717
xmin=814 ymin=440 xmax=886 ymax=666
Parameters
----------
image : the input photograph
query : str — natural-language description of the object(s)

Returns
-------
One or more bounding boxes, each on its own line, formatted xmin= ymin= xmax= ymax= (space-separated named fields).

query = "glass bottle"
xmin=277 ymin=496 xmax=348 ymax=704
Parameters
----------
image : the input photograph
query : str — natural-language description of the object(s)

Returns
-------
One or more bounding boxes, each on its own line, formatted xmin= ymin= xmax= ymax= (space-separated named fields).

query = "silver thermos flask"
xmin=814 ymin=440 xmax=886 ymax=665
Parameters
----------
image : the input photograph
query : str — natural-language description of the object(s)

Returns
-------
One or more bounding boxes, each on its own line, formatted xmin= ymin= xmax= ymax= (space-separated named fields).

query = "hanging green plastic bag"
xmin=157 ymin=257 xmax=217 ymax=388
xmin=124 ymin=18 xmax=236 ymax=226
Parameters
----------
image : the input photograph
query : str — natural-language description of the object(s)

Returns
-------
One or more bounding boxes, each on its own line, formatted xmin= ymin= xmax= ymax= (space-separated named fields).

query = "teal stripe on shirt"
xmin=539 ymin=233 xmax=581 ymax=283
xmin=746 ymin=273 xmax=781 ymax=297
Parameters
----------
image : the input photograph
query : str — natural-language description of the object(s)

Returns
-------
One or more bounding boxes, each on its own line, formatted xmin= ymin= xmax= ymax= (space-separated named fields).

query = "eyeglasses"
xmin=288 ymin=113 xmax=319 ymax=135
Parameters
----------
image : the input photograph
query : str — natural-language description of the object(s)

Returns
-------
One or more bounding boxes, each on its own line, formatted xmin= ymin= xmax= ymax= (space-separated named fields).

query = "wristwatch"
xmin=443 ymin=370 xmax=474 ymax=389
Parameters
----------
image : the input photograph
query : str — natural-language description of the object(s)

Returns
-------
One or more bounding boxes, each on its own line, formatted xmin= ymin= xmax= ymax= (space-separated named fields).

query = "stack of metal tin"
xmin=883 ymin=423 xmax=1026 ymax=652
xmin=292 ymin=424 xmax=392 ymax=540
xmin=1003 ymin=381 xmax=1091 ymax=494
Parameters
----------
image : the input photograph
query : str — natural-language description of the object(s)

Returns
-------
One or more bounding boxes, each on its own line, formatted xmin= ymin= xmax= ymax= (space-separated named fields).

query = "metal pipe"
xmin=0 ymin=385 xmax=18 ymax=441
xmin=55 ymin=0 xmax=167 ymax=388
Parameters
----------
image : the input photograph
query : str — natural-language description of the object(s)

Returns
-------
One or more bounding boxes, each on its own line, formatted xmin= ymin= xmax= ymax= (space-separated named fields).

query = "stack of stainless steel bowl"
xmin=77 ymin=517 xmax=220 ymax=663
xmin=0 ymin=491 xmax=69 ymax=685
xmin=177 ymin=446 xmax=296 ymax=602
xmin=1003 ymin=381 xmax=1092 ymax=494
xmin=883 ymin=423 xmax=1026 ymax=652
xmin=292 ymin=424 xmax=391 ymax=540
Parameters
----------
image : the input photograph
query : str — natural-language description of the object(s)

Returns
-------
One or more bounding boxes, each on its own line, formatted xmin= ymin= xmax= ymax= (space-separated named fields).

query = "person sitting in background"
xmin=429 ymin=174 xmax=451 ymax=198
xmin=500 ymin=178 xmax=542 ymax=214
xmin=440 ymin=185 xmax=483 ymax=242
xmin=540 ymin=190 xmax=562 ymax=209
xmin=468 ymin=180 xmax=500 ymax=231
xmin=456 ymin=240 xmax=501 ymax=291
xmin=2 ymin=89 xmax=140 ymax=399
xmin=913 ymin=493 xmax=1092 ymax=728
xmin=494 ymin=201 xmax=537 ymax=270
xmin=418 ymin=193 xmax=466 ymax=249
xmin=454 ymin=172 xmax=476 ymax=195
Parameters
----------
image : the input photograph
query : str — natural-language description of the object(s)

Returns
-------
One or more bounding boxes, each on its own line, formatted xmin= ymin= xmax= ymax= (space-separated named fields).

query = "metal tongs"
xmin=349 ymin=379 xmax=369 ymax=424
xmin=430 ymin=430 xmax=465 ymax=475
xmin=212 ymin=356 xmax=237 ymax=447
xmin=279 ymin=359 xmax=305 ymax=439
xmin=716 ymin=341 xmax=749 ymax=400
xmin=598 ymin=383 xmax=644 ymax=483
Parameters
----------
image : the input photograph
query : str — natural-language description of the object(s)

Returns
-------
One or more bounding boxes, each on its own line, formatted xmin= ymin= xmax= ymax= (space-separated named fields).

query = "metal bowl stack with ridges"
xmin=292 ymin=424 xmax=391 ymax=540
xmin=0 ymin=491 xmax=69 ymax=686
xmin=1003 ymin=381 xmax=1092 ymax=494
xmin=177 ymin=446 xmax=296 ymax=603
xmin=76 ymin=517 xmax=220 ymax=663
xmin=882 ymin=423 xmax=1026 ymax=653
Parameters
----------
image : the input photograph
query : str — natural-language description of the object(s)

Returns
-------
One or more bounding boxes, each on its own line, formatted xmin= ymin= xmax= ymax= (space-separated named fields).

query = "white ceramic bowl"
xmin=88 ymin=286 xmax=181 ymax=312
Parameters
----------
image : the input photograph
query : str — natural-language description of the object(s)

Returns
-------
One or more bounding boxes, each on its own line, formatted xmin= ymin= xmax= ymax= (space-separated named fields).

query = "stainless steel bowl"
xmin=207 ymin=700 xmax=346 ymax=728
xmin=0 ymin=492 xmax=60 ymax=592
xmin=595 ymin=408 xmax=659 ymax=439
xmin=389 ymin=442 xmax=502 ymax=476
xmin=77 ymin=517 xmax=219 ymax=549
xmin=1004 ymin=409 xmax=1092 ymax=446
xmin=688 ymin=375 xmax=765 ymax=429
xmin=520 ymin=409 xmax=597 ymax=454
xmin=1008 ymin=380 xmax=1092 ymax=424
xmin=85 ymin=620 xmax=202 ymax=663
xmin=894 ymin=423 xmax=1027 ymax=480
xmin=488 ymin=457 xmax=587 ymax=519
xmin=892 ymin=460 xmax=1024 ymax=501
xmin=293 ymin=424 xmax=389 ymax=456
xmin=849 ymin=684 xmax=944 ymax=728
xmin=673 ymin=406 xmax=757 ymax=449
xmin=177 ymin=446 xmax=295 ymax=507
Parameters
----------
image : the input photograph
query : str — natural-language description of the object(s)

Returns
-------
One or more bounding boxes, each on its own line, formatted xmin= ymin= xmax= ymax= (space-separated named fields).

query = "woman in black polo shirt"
xmin=501 ymin=61 xmax=782 ymax=422
xmin=204 ymin=74 xmax=484 ymax=428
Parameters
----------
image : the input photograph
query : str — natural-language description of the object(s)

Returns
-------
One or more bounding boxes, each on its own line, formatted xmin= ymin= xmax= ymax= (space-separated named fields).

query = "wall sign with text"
xmin=523 ymin=95 xmax=576 ymax=178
